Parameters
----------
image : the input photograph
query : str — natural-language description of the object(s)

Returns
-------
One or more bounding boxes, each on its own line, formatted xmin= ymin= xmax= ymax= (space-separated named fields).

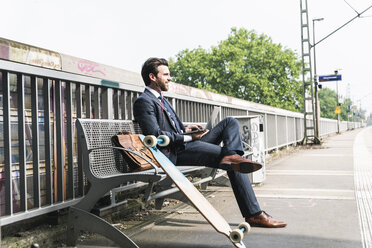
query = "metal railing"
xmin=0 ymin=59 xmax=363 ymax=226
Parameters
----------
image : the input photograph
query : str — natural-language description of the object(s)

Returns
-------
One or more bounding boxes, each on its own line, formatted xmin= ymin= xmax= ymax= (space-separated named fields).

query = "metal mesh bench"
xmin=67 ymin=107 xmax=225 ymax=247
xmin=67 ymin=119 xmax=163 ymax=247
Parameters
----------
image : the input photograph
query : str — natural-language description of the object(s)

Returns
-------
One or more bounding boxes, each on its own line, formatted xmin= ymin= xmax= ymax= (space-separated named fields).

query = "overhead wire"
xmin=343 ymin=0 xmax=360 ymax=15
xmin=343 ymin=0 xmax=372 ymax=18
xmin=314 ymin=3 xmax=372 ymax=46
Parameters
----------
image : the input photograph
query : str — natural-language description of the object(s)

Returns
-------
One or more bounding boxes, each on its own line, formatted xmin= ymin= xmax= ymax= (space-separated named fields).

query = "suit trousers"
xmin=175 ymin=117 xmax=261 ymax=217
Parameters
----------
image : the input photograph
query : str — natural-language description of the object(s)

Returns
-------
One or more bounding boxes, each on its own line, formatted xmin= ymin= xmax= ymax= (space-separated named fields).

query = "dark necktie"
xmin=159 ymin=95 xmax=182 ymax=133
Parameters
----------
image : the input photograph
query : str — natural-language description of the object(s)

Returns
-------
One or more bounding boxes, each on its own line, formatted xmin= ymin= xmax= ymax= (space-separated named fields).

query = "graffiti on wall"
xmin=76 ymin=59 xmax=106 ymax=76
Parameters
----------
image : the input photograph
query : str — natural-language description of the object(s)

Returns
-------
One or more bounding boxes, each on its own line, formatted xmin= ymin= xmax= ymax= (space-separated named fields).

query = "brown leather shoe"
xmin=245 ymin=211 xmax=287 ymax=228
xmin=219 ymin=154 xmax=262 ymax=173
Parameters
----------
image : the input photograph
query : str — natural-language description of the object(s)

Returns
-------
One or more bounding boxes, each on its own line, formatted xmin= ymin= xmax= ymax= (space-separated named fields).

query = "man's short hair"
xmin=141 ymin=57 xmax=168 ymax=86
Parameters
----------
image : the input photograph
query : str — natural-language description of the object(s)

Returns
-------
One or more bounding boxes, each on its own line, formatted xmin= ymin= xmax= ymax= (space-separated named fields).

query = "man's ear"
xmin=149 ymin=73 xmax=157 ymax=82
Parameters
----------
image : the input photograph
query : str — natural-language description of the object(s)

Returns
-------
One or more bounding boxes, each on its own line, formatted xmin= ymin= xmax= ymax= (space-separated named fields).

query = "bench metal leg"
xmin=152 ymin=191 xmax=189 ymax=208
xmin=67 ymin=206 xmax=139 ymax=248
xmin=74 ymin=183 xmax=117 ymax=212
xmin=67 ymin=174 xmax=160 ymax=247
xmin=76 ymin=175 xmax=160 ymax=212
xmin=200 ymin=168 xmax=217 ymax=190
xmin=143 ymin=181 xmax=155 ymax=203
xmin=155 ymin=198 xmax=165 ymax=210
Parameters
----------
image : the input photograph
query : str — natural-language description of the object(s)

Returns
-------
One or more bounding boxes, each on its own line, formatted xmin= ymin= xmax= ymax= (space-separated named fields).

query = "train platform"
xmin=124 ymin=127 xmax=368 ymax=248
xmin=3 ymin=126 xmax=371 ymax=248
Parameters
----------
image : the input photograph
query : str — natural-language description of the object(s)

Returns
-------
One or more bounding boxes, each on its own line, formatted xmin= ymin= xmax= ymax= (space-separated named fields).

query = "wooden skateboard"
xmin=140 ymin=135 xmax=250 ymax=248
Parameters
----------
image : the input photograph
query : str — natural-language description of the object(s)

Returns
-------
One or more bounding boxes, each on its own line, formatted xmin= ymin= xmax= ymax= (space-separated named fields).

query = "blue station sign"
xmin=318 ymin=74 xmax=342 ymax=82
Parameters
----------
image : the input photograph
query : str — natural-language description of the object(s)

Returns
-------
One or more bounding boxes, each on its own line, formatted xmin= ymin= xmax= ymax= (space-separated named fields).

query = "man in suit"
xmin=133 ymin=57 xmax=286 ymax=228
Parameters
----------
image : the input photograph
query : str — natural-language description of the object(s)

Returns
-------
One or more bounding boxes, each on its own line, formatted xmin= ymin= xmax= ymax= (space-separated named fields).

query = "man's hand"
xmin=185 ymin=124 xmax=208 ymax=140
xmin=185 ymin=124 xmax=209 ymax=140
xmin=191 ymin=129 xmax=209 ymax=140
xmin=185 ymin=124 xmax=204 ymax=132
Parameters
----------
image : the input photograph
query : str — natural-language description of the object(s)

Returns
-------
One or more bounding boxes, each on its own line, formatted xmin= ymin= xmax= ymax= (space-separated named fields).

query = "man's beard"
xmin=160 ymin=82 xmax=168 ymax=91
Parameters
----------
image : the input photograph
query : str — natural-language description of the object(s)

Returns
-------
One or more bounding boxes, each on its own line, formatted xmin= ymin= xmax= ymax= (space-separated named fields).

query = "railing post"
xmin=120 ymin=90 xmax=127 ymax=120
xmin=93 ymin=86 xmax=100 ymax=119
xmin=3 ymin=71 xmax=13 ymax=215
xmin=43 ymin=78 xmax=53 ymax=204
xmin=76 ymin=83 xmax=84 ymax=196
xmin=66 ymin=82 xmax=74 ymax=199
xmin=293 ymin=117 xmax=296 ymax=145
xmin=55 ymin=79 xmax=64 ymax=202
xmin=275 ymin=114 xmax=279 ymax=152
xmin=265 ymin=113 xmax=268 ymax=154
xmin=17 ymin=73 xmax=27 ymax=211
xmin=86 ymin=85 xmax=92 ymax=118
xmin=285 ymin=116 xmax=289 ymax=148
xmin=126 ymin=91 xmax=133 ymax=120
xmin=113 ymin=89 xmax=119 ymax=119
xmin=31 ymin=76 xmax=40 ymax=208
xmin=102 ymin=87 xmax=113 ymax=119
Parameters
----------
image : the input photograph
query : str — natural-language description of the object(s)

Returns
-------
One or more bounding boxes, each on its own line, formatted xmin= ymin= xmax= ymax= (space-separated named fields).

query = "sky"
xmin=1 ymin=0 xmax=372 ymax=116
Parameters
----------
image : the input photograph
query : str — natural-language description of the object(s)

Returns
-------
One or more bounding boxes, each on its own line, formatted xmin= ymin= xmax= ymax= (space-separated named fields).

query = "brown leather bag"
xmin=111 ymin=132 xmax=160 ymax=172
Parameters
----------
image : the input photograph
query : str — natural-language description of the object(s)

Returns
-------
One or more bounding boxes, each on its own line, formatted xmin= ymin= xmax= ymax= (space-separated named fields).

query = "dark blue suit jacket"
xmin=133 ymin=89 xmax=185 ymax=163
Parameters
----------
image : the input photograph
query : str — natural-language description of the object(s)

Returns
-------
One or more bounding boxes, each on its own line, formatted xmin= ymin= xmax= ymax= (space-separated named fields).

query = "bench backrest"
xmin=76 ymin=119 xmax=141 ymax=180
xmin=76 ymin=106 xmax=221 ymax=181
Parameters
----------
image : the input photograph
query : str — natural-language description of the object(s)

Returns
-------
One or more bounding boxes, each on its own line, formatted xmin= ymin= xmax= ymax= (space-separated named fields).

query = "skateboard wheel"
xmin=143 ymin=135 xmax=157 ymax=147
xmin=158 ymin=135 xmax=170 ymax=147
xmin=229 ymin=229 xmax=244 ymax=243
xmin=238 ymin=222 xmax=251 ymax=234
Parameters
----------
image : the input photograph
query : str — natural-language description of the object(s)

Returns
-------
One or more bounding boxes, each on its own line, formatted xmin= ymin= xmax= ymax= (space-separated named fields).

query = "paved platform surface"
xmin=64 ymin=126 xmax=372 ymax=247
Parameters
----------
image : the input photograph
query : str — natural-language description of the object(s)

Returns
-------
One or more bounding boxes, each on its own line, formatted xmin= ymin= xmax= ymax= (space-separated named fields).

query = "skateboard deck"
xmin=139 ymin=135 xmax=247 ymax=248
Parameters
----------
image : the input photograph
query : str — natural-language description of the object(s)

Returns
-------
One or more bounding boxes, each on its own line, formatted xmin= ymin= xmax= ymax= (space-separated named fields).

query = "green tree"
xmin=169 ymin=28 xmax=303 ymax=111
xmin=318 ymin=88 xmax=338 ymax=119
xmin=318 ymin=87 xmax=352 ymax=121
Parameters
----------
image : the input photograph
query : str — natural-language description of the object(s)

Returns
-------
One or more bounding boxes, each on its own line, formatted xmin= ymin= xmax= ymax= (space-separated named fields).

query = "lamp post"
xmin=312 ymin=17 xmax=324 ymax=139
